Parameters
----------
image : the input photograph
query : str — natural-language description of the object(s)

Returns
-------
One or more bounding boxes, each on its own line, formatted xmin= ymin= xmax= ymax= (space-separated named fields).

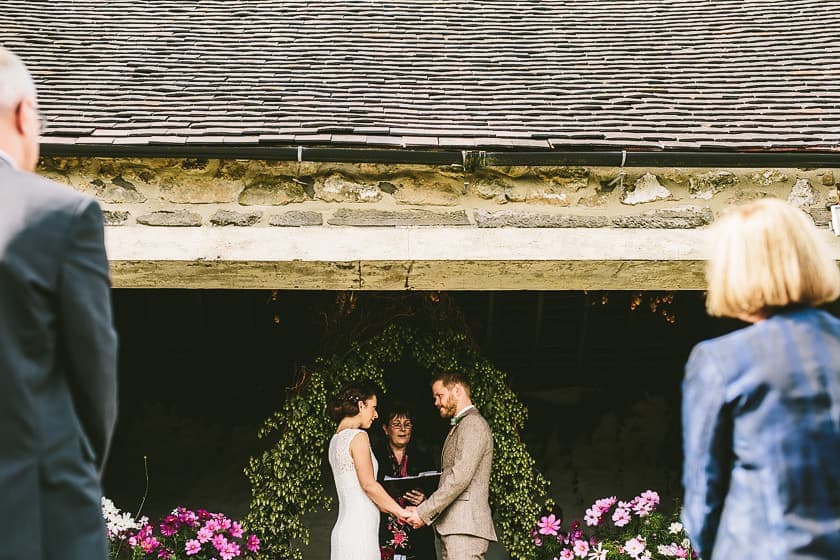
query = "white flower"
xmin=101 ymin=497 xmax=142 ymax=537
xmin=669 ymin=522 xmax=684 ymax=534
xmin=587 ymin=543 xmax=608 ymax=560
xmin=624 ymin=536 xmax=646 ymax=559
xmin=641 ymin=551 xmax=652 ymax=560
xmin=681 ymin=538 xmax=691 ymax=548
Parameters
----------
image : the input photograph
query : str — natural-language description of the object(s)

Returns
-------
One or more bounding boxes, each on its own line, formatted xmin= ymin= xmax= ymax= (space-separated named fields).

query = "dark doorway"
xmin=103 ymin=290 xmax=738 ymax=523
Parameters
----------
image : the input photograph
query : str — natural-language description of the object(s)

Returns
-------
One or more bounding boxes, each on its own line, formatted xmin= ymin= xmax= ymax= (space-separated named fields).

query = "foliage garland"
xmin=245 ymin=299 xmax=552 ymax=560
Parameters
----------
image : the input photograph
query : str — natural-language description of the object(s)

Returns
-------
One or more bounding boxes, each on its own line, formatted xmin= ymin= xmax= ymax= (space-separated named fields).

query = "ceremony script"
xmin=382 ymin=471 xmax=441 ymax=498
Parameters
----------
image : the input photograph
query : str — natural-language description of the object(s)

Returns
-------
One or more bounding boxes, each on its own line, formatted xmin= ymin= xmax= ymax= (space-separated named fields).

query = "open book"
xmin=382 ymin=471 xmax=441 ymax=498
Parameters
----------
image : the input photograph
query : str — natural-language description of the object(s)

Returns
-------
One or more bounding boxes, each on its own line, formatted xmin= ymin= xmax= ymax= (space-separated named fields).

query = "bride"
xmin=328 ymin=381 xmax=412 ymax=560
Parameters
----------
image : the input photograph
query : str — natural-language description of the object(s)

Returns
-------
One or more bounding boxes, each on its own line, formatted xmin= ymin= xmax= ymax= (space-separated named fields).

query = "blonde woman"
xmin=682 ymin=198 xmax=840 ymax=560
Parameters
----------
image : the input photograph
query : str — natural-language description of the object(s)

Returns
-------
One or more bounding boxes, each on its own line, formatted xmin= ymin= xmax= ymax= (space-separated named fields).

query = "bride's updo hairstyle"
xmin=328 ymin=380 xmax=378 ymax=422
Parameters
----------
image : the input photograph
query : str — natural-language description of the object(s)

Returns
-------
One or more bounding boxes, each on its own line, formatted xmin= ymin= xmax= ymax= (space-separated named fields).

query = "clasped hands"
xmin=399 ymin=506 xmax=424 ymax=529
xmin=396 ymin=489 xmax=425 ymax=528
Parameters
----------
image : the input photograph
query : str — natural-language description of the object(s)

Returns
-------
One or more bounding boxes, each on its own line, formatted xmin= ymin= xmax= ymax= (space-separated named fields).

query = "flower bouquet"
xmin=532 ymin=491 xmax=694 ymax=560
xmin=102 ymin=498 xmax=261 ymax=560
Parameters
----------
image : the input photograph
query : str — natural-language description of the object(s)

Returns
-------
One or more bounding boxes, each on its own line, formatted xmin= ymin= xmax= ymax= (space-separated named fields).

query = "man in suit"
xmin=0 ymin=47 xmax=118 ymax=560
xmin=406 ymin=371 xmax=497 ymax=560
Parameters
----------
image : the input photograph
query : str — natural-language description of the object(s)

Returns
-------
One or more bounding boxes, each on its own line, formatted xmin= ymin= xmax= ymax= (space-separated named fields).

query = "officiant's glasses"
xmin=388 ymin=421 xmax=413 ymax=430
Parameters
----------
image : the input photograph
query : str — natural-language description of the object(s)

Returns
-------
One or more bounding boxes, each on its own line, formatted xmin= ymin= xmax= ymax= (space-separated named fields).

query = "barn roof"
xmin=2 ymin=0 xmax=839 ymax=157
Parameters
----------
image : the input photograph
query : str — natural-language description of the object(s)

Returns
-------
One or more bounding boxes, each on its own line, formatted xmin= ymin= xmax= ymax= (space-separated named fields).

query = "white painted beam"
xmin=104 ymin=227 xmax=840 ymax=290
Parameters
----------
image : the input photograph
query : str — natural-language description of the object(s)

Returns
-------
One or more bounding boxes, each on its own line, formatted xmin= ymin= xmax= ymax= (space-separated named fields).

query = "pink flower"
xmin=246 ymin=534 xmax=260 ymax=553
xmin=559 ymin=549 xmax=575 ymax=560
xmin=612 ymin=507 xmax=631 ymax=527
xmin=215 ymin=514 xmax=232 ymax=531
xmin=583 ymin=508 xmax=600 ymax=527
xmin=593 ymin=497 xmax=616 ymax=512
xmin=160 ymin=522 xmax=178 ymax=537
xmin=537 ymin=513 xmax=562 ymax=535
xmin=205 ymin=519 xmax=222 ymax=532
xmin=178 ymin=509 xmax=199 ymax=526
xmin=197 ymin=526 xmax=214 ymax=543
xmin=140 ymin=537 xmax=160 ymax=553
xmin=632 ymin=499 xmax=654 ymax=518
xmin=212 ymin=533 xmax=229 ymax=551
xmin=220 ymin=542 xmax=241 ymax=560
xmin=185 ymin=540 xmax=201 ymax=556
xmin=640 ymin=490 xmax=660 ymax=505
xmin=197 ymin=509 xmax=211 ymax=520
xmin=229 ymin=521 xmax=244 ymax=538
xmin=573 ymin=539 xmax=589 ymax=558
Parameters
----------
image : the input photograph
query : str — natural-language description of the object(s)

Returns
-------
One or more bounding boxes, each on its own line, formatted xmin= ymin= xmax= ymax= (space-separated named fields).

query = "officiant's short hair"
xmin=431 ymin=371 xmax=471 ymax=396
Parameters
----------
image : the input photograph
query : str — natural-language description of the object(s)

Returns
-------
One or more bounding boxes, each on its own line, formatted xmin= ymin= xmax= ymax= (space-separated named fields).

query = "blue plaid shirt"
xmin=682 ymin=308 xmax=840 ymax=560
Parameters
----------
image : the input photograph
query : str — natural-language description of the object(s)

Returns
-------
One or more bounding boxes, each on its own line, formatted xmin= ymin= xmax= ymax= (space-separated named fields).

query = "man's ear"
xmin=13 ymin=101 xmax=26 ymax=135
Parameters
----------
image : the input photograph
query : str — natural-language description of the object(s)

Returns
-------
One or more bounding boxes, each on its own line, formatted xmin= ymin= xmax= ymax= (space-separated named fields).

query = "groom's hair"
xmin=430 ymin=371 xmax=471 ymax=397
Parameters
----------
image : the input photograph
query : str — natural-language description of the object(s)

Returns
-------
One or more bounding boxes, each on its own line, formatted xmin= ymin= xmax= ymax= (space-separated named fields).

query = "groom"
xmin=406 ymin=371 xmax=497 ymax=560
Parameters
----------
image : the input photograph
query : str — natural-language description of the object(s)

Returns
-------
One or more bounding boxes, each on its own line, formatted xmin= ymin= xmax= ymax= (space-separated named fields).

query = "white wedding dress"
xmin=329 ymin=428 xmax=380 ymax=560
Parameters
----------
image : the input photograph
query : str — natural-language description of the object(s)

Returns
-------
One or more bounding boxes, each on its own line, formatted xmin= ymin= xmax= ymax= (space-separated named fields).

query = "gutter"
xmin=39 ymin=143 xmax=840 ymax=169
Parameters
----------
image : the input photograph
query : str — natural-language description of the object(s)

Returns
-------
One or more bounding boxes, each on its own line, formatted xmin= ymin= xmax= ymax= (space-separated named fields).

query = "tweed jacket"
xmin=682 ymin=308 xmax=840 ymax=560
xmin=0 ymin=160 xmax=118 ymax=560
xmin=417 ymin=407 xmax=497 ymax=541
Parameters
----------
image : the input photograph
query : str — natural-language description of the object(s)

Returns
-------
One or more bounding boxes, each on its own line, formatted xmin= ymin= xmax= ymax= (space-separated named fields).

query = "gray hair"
xmin=0 ymin=47 xmax=37 ymax=109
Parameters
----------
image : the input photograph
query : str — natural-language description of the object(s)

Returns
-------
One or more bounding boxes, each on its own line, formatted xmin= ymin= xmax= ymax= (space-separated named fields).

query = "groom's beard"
xmin=438 ymin=395 xmax=458 ymax=419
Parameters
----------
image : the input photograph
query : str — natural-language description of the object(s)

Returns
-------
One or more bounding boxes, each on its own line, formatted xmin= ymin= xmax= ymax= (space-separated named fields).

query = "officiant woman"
xmin=374 ymin=404 xmax=436 ymax=560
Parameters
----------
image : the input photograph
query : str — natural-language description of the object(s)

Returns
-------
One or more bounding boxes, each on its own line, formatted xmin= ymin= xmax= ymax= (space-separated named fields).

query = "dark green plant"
xmin=245 ymin=294 xmax=551 ymax=560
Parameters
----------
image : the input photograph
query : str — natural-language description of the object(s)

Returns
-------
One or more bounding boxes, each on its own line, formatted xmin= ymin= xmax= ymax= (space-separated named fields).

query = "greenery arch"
xmin=245 ymin=294 xmax=552 ymax=560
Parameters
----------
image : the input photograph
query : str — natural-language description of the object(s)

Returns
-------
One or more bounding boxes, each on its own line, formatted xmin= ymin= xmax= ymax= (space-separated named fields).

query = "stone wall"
xmin=38 ymin=157 xmax=840 ymax=230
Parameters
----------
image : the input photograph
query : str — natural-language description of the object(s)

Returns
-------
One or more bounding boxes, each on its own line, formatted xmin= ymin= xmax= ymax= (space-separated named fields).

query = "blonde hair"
xmin=0 ymin=47 xmax=37 ymax=109
xmin=706 ymin=198 xmax=840 ymax=317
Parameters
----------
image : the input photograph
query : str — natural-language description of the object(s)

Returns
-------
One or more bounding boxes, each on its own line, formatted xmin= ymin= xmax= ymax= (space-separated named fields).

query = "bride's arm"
xmin=349 ymin=431 xmax=408 ymax=518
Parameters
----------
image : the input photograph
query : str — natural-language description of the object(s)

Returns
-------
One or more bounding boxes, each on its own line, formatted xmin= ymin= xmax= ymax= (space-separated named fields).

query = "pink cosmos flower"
xmin=160 ymin=522 xmax=178 ymax=537
xmin=205 ymin=519 xmax=222 ymax=532
xmin=612 ymin=508 xmax=631 ymax=527
xmin=559 ymin=549 xmax=575 ymax=560
xmin=573 ymin=539 xmax=589 ymax=558
xmin=220 ymin=542 xmax=241 ymax=560
xmin=197 ymin=526 xmax=214 ymax=543
xmin=140 ymin=537 xmax=160 ymax=553
xmin=583 ymin=508 xmax=600 ymax=527
xmin=157 ymin=549 xmax=171 ymax=560
xmin=179 ymin=509 xmax=199 ymax=526
xmin=537 ymin=513 xmax=562 ymax=536
xmin=212 ymin=533 xmax=229 ymax=551
xmin=246 ymin=534 xmax=260 ymax=553
xmin=593 ymin=497 xmax=616 ymax=512
xmin=215 ymin=515 xmax=232 ymax=532
xmin=229 ymin=521 xmax=244 ymax=538
xmin=185 ymin=540 xmax=201 ymax=556
xmin=632 ymin=500 xmax=654 ymax=518
xmin=640 ymin=490 xmax=660 ymax=505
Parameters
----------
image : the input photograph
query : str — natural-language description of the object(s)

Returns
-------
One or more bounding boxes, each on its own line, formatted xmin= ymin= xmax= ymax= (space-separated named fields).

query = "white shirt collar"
xmin=0 ymin=149 xmax=15 ymax=169
xmin=455 ymin=404 xmax=475 ymax=419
